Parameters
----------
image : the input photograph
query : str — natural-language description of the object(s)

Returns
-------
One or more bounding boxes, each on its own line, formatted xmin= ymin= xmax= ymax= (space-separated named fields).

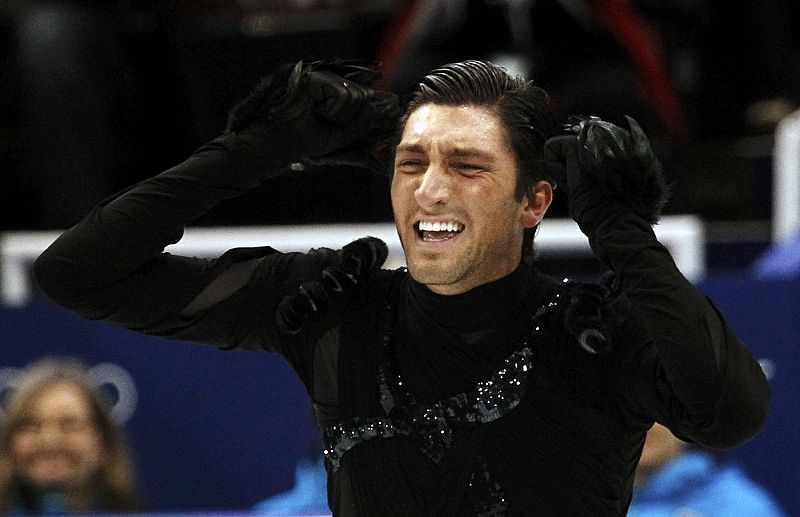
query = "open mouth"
xmin=416 ymin=220 xmax=464 ymax=242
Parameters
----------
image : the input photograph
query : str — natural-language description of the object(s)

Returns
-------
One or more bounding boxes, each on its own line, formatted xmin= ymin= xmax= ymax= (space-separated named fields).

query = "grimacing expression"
xmin=10 ymin=382 xmax=106 ymax=490
xmin=391 ymin=104 xmax=551 ymax=295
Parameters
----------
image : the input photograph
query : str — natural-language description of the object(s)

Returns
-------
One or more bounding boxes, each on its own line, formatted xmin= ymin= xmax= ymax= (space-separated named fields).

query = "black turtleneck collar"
xmin=406 ymin=264 xmax=533 ymax=338
xmin=394 ymin=264 xmax=544 ymax=400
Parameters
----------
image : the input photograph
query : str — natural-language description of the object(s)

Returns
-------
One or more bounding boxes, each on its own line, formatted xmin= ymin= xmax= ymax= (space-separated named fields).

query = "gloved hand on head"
xmin=543 ymin=115 xmax=670 ymax=239
xmin=226 ymin=59 xmax=402 ymax=175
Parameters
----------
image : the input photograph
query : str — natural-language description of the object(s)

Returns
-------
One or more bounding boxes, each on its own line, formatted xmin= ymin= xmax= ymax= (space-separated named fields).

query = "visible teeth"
xmin=418 ymin=221 xmax=463 ymax=232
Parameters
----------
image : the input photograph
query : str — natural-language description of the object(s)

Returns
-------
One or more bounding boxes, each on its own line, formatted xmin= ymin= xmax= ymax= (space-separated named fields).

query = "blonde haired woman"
xmin=0 ymin=358 xmax=141 ymax=514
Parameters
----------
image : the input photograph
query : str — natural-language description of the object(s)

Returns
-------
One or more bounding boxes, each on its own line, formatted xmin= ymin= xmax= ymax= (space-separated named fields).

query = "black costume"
xmin=34 ymin=61 xmax=769 ymax=516
xmin=33 ymin=135 xmax=769 ymax=516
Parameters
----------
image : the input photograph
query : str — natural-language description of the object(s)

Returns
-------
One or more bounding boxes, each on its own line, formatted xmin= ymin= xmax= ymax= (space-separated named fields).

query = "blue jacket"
xmin=252 ymin=456 xmax=330 ymax=516
xmin=628 ymin=451 xmax=784 ymax=517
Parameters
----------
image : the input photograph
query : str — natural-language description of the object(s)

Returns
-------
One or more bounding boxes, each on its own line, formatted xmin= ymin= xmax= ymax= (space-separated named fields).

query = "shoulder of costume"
xmin=275 ymin=236 xmax=390 ymax=336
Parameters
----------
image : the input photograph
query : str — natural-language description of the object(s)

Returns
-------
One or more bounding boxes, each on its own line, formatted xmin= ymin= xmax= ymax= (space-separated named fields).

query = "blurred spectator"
xmin=252 ymin=453 xmax=329 ymax=517
xmin=0 ymin=358 xmax=141 ymax=514
xmin=628 ymin=423 xmax=784 ymax=517
xmin=752 ymin=229 xmax=800 ymax=279
xmin=253 ymin=406 xmax=329 ymax=517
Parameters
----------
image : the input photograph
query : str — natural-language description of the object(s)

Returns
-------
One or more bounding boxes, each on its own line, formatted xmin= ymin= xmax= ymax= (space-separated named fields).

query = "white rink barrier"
xmin=773 ymin=109 xmax=800 ymax=242
xmin=1 ymin=216 xmax=705 ymax=307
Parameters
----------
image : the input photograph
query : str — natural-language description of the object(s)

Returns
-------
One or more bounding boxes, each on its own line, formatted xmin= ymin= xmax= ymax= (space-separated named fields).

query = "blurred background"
xmin=1 ymin=0 xmax=799 ymax=514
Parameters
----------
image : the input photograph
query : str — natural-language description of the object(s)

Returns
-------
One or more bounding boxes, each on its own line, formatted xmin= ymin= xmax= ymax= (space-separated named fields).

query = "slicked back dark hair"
xmin=396 ymin=60 xmax=558 ymax=262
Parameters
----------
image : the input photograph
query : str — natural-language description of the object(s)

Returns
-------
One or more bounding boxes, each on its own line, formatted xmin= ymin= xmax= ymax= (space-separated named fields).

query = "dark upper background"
xmin=1 ymin=1 xmax=798 ymax=513
xmin=1 ymin=0 xmax=799 ymax=272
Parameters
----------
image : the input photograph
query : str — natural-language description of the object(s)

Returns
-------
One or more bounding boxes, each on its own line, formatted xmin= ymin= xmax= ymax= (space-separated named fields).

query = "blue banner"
xmin=1 ymin=275 xmax=797 ymax=514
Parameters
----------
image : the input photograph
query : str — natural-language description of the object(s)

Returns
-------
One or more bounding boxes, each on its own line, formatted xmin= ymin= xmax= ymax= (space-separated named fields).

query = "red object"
xmin=585 ymin=0 xmax=687 ymax=140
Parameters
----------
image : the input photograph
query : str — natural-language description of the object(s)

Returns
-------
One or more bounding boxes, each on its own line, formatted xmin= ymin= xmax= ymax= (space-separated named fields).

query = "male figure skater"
xmin=34 ymin=60 xmax=769 ymax=516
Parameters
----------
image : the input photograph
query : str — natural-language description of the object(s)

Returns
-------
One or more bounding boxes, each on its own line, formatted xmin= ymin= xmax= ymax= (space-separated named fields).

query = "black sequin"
xmin=321 ymin=282 xmax=564 ymax=471
xmin=467 ymin=454 xmax=509 ymax=517
xmin=322 ymin=345 xmax=535 ymax=469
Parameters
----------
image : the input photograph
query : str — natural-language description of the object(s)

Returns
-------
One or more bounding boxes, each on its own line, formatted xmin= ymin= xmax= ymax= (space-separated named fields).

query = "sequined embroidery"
xmin=322 ymin=346 xmax=535 ymax=469
xmin=321 ymin=278 xmax=565 ymax=471
xmin=467 ymin=454 xmax=509 ymax=516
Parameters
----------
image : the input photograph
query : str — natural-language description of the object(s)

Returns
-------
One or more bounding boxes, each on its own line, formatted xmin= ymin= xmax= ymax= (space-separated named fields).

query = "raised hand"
xmin=543 ymin=115 xmax=669 ymax=237
xmin=226 ymin=60 xmax=402 ymax=171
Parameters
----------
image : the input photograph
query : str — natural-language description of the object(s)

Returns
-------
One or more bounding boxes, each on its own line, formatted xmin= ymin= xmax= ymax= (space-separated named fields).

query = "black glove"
xmin=226 ymin=59 xmax=402 ymax=174
xmin=276 ymin=236 xmax=388 ymax=335
xmin=543 ymin=115 xmax=669 ymax=239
